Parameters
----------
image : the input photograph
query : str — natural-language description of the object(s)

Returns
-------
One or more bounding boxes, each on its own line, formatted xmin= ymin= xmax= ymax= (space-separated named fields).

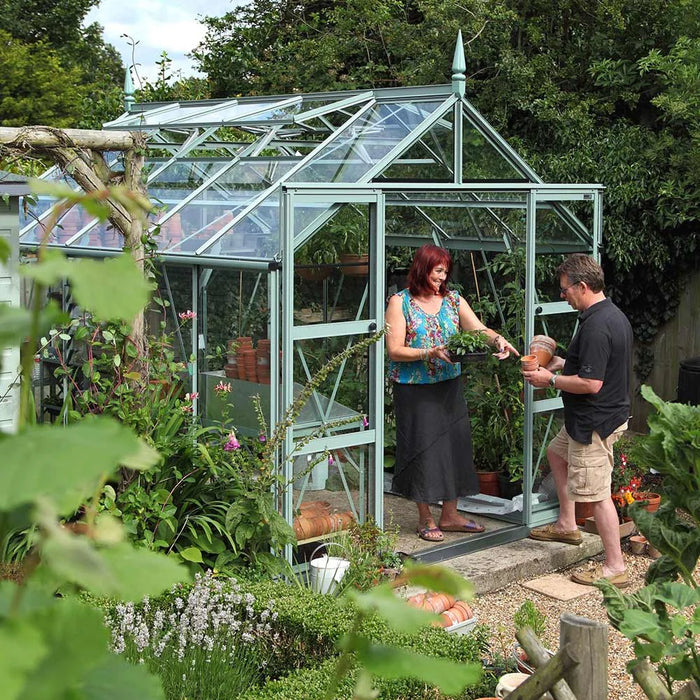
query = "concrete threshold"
xmin=442 ymin=531 xmax=603 ymax=595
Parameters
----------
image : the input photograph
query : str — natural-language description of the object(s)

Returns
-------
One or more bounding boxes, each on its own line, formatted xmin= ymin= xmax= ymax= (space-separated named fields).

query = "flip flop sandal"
xmin=416 ymin=526 xmax=444 ymax=542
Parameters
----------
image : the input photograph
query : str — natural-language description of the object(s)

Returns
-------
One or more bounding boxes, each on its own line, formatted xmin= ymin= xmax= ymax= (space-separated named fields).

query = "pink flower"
xmin=181 ymin=405 xmax=193 ymax=413
xmin=214 ymin=381 xmax=232 ymax=395
xmin=328 ymin=454 xmax=334 ymax=466
xmin=185 ymin=392 xmax=199 ymax=401
xmin=178 ymin=310 xmax=197 ymax=320
xmin=224 ymin=433 xmax=240 ymax=451
xmin=362 ymin=416 xmax=369 ymax=428
xmin=258 ymin=434 xmax=266 ymax=443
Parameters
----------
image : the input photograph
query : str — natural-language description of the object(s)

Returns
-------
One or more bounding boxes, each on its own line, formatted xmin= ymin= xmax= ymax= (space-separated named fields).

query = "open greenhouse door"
xmin=280 ymin=188 xmax=385 ymax=560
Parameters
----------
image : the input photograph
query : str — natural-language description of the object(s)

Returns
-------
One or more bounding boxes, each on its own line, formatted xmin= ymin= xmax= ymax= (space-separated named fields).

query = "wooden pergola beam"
xmin=0 ymin=126 xmax=136 ymax=151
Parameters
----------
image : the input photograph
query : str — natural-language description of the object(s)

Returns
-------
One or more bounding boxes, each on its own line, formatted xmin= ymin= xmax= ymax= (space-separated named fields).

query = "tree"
xmin=0 ymin=0 xmax=124 ymax=130
xmin=0 ymin=30 xmax=85 ymax=127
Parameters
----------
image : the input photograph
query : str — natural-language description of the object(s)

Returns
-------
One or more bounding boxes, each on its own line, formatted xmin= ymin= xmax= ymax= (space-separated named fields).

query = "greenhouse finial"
xmin=451 ymin=31 xmax=466 ymax=97
xmin=124 ymin=65 xmax=135 ymax=112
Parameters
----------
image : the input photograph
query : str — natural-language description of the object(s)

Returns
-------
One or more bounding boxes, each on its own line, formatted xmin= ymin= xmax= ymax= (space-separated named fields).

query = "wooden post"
xmin=560 ymin=612 xmax=608 ymax=700
xmin=516 ymin=626 xmax=577 ymax=700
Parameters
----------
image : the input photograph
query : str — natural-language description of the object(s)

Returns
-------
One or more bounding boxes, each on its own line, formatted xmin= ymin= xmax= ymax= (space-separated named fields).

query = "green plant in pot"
xmin=446 ymin=329 xmax=492 ymax=363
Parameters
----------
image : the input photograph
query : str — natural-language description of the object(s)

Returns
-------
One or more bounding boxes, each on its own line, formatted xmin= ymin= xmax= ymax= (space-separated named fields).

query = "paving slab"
xmin=442 ymin=531 xmax=603 ymax=595
xmin=521 ymin=573 xmax=596 ymax=601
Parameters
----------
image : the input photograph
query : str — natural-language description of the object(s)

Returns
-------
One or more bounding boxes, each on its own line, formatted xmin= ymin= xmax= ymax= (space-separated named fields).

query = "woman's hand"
xmin=429 ymin=345 xmax=452 ymax=363
xmin=493 ymin=336 xmax=519 ymax=361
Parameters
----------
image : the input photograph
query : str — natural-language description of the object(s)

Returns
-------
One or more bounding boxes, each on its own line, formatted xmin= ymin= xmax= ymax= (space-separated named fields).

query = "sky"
xmin=85 ymin=0 xmax=244 ymax=86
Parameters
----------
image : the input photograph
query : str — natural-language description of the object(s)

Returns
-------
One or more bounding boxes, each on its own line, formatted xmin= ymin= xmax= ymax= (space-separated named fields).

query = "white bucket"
xmin=309 ymin=555 xmax=350 ymax=595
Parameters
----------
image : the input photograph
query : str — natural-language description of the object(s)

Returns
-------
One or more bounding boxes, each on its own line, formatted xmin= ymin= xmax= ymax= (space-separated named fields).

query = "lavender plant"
xmin=106 ymin=571 xmax=281 ymax=699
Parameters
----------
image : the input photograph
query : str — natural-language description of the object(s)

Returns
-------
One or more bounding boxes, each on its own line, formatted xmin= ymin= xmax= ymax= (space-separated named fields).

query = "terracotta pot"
xmin=339 ymin=253 xmax=369 ymax=276
xmin=575 ymin=500 xmax=596 ymax=526
xmin=529 ymin=335 xmax=556 ymax=368
xmin=299 ymin=500 xmax=331 ymax=517
xmin=520 ymin=354 xmax=539 ymax=372
xmin=477 ymin=470 xmax=501 ymax=497
xmin=629 ymin=534 xmax=647 ymax=555
xmin=647 ymin=543 xmax=662 ymax=559
xmin=452 ymin=600 xmax=473 ymax=620
xmin=635 ymin=491 xmax=661 ymax=513
xmin=296 ymin=265 xmax=332 ymax=281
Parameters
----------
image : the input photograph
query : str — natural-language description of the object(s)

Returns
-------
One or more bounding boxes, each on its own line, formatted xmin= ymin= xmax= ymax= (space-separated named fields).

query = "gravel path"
xmin=470 ymin=545 xmax=657 ymax=700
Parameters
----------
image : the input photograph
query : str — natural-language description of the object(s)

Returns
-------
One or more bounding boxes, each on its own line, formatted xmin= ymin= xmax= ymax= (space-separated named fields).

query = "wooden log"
xmin=0 ymin=126 xmax=135 ymax=151
xmin=560 ymin=612 xmax=608 ymax=700
xmin=506 ymin=642 xmax=578 ymax=700
xmin=629 ymin=659 xmax=700 ymax=700
xmin=517 ymin=626 xmax=577 ymax=700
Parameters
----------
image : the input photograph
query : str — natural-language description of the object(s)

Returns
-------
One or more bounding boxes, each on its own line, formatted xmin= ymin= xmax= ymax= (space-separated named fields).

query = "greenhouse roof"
xmin=20 ymin=77 xmax=597 ymax=267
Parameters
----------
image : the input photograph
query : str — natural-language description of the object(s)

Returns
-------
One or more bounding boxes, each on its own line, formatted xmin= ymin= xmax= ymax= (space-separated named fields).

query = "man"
xmin=524 ymin=254 xmax=632 ymax=588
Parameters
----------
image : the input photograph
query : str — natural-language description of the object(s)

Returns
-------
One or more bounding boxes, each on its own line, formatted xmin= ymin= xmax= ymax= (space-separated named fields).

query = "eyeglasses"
xmin=559 ymin=282 xmax=580 ymax=295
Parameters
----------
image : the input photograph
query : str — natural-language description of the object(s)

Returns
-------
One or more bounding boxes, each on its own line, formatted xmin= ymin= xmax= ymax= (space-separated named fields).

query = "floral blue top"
xmin=388 ymin=289 xmax=461 ymax=384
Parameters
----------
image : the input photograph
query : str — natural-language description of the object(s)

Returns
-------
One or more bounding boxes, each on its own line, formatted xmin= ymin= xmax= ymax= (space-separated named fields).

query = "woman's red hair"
xmin=407 ymin=245 xmax=452 ymax=297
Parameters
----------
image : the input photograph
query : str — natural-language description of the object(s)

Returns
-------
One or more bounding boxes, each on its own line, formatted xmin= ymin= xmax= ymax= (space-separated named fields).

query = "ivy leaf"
xmin=0 ymin=417 xmax=160 ymax=513
xmin=68 ymin=254 xmax=154 ymax=322
xmin=20 ymin=248 xmax=72 ymax=285
xmin=19 ymin=599 xmax=109 ymax=699
xmin=83 ymin=655 xmax=165 ymax=700
xmin=393 ymin=561 xmax=474 ymax=601
xmin=347 ymin=584 xmax=438 ymax=633
xmin=0 ymin=619 xmax=47 ymax=700
xmin=42 ymin=528 xmax=188 ymax=601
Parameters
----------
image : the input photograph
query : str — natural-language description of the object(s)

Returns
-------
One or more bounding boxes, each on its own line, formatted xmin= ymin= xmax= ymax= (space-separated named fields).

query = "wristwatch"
xmin=549 ymin=374 xmax=557 ymax=388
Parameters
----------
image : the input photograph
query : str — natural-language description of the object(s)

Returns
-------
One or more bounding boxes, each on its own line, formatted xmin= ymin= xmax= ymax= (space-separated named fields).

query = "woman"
xmin=386 ymin=245 xmax=518 ymax=542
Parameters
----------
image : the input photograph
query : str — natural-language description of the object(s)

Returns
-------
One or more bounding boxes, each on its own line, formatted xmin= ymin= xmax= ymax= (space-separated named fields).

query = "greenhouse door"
xmin=280 ymin=187 xmax=386 ymax=547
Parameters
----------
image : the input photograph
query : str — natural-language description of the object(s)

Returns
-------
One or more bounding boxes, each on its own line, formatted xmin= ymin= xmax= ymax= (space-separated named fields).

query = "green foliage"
xmin=135 ymin=52 xmax=211 ymax=103
xmin=597 ymin=386 xmax=700 ymax=692
xmin=240 ymin=569 xmax=487 ymax=700
xmin=0 ymin=188 xmax=190 ymax=698
xmin=333 ymin=519 xmax=403 ymax=593
xmin=0 ymin=0 xmax=125 ymax=130
xmin=0 ymin=29 xmax=86 ymax=127
xmin=446 ymin=329 xmax=492 ymax=359
xmin=513 ymin=600 xmax=546 ymax=640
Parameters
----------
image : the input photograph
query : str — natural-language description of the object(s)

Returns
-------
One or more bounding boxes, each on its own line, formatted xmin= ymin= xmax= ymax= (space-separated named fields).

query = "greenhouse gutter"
xmin=19 ymin=244 xmax=276 ymax=271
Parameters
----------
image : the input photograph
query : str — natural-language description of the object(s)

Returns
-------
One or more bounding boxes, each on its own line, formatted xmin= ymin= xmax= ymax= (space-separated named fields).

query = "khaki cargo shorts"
xmin=548 ymin=422 xmax=628 ymax=502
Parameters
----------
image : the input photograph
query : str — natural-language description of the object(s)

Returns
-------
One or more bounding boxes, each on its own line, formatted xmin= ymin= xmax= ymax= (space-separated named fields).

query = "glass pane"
xmin=290 ymin=100 xmax=445 ymax=183
xmin=164 ymin=159 xmax=296 ymax=256
xmin=463 ymin=114 xmax=526 ymax=180
xmin=378 ymin=110 xmax=454 ymax=181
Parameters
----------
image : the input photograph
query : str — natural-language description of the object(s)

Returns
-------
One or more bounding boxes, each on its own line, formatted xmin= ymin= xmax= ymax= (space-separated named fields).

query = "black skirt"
xmin=391 ymin=377 xmax=478 ymax=503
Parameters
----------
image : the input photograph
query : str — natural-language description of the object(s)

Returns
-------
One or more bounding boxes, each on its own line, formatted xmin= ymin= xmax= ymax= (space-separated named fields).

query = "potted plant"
xmin=446 ymin=329 xmax=492 ymax=363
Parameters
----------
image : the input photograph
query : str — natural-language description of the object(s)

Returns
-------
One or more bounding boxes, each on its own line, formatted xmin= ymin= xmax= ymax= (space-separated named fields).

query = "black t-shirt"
xmin=562 ymin=298 xmax=632 ymax=444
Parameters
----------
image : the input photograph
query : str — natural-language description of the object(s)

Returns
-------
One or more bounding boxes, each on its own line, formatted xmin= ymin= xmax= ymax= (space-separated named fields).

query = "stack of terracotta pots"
xmin=256 ymin=339 xmax=271 ymax=384
xmin=529 ymin=335 xmax=557 ymax=368
xmin=292 ymin=500 xmax=355 ymax=541
xmin=233 ymin=337 xmax=254 ymax=381
xmin=406 ymin=592 xmax=474 ymax=628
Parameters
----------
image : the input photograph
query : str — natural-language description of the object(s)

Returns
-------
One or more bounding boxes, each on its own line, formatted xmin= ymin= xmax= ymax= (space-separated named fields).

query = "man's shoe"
xmin=571 ymin=564 xmax=629 ymax=588
xmin=529 ymin=523 xmax=582 ymax=545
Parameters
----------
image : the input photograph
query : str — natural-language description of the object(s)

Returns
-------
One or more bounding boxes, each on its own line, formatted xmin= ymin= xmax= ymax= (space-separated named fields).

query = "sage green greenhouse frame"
xmin=19 ymin=34 xmax=602 ymax=563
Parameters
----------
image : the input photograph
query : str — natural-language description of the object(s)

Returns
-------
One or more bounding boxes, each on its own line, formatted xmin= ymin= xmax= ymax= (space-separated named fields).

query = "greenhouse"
xmin=18 ymin=35 xmax=602 ymax=563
